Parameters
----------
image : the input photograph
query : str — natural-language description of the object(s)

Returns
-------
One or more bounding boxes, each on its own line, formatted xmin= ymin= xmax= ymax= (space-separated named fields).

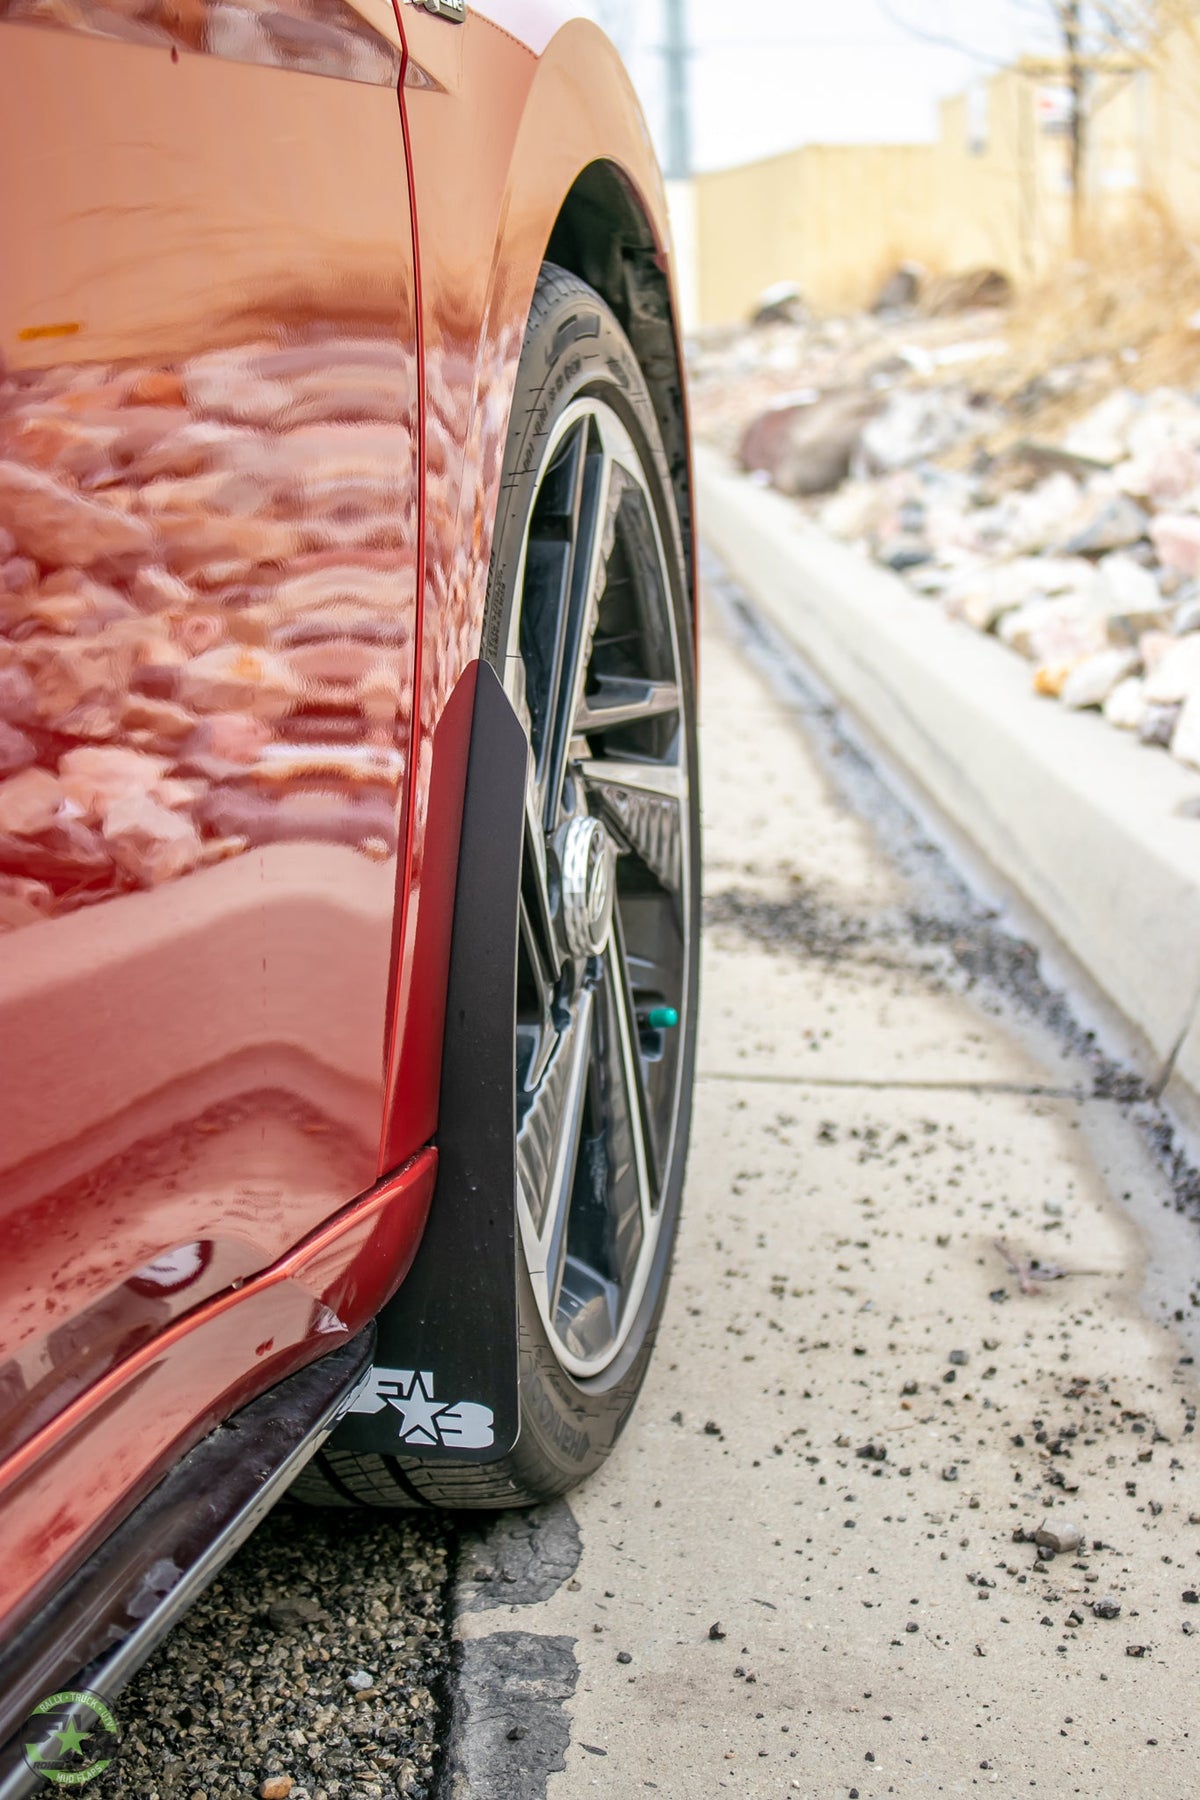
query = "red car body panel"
xmin=382 ymin=1 xmax=676 ymax=1162
xmin=3 ymin=1148 xmax=435 ymax=1636
xmin=0 ymin=0 xmax=682 ymax=1646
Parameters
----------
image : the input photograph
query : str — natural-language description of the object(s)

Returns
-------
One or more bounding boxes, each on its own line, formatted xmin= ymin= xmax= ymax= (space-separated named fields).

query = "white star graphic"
xmin=387 ymin=1371 xmax=447 ymax=1445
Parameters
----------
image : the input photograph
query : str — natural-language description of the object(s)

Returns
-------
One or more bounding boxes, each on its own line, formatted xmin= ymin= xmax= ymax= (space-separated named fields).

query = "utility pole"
xmin=595 ymin=0 xmax=631 ymax=60
xmin=663 ymin=0 xmax=692 ymax=180
xmin=1060 ymin=0 xmax=1087 ymax=253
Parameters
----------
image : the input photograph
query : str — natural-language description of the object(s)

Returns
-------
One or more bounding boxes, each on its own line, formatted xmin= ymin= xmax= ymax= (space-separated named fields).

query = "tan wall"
xmin=1146 ymin=14 xmax=1200 ymax=232
xmin=694 ymin=57 xmax=1148 ymax=326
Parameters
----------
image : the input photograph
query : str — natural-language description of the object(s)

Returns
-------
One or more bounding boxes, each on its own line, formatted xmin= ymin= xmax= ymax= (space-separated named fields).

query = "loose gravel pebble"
xmin=109 ymin=1504 xmax=453 ymax=1800
xmin=1035 ymin=1519 xmax=1083 ymax=1555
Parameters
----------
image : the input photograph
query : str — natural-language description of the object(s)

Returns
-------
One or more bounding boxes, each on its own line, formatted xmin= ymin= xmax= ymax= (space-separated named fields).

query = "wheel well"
xmin=545 ymin=161 xmax=694 ymax=611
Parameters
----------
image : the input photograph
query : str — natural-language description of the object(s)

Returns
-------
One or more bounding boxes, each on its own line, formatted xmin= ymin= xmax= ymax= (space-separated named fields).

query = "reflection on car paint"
xmin=0 ymin=325 xmax=419 ymax=1454
xmin=0 ymin=5 xmax=420 ymax=1594
xmin=0 ymin=0 xmax=685 ymax=1649
xmin=0 ymin=0 xmax=400 ymax=85
xmin=0 ymin=332 xmax=414 ymax=918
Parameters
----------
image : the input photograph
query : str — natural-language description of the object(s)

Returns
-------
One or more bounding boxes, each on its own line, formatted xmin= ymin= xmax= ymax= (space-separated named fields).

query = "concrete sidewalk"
xmin=696 ymin=443 xmax=1200 ymax=1142
xmin=448 ymin=582 xmax=1200 ymax=1800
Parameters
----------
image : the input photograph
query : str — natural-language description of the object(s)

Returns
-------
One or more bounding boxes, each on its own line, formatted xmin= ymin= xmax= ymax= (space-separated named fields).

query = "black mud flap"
xmin=333 ymin=661 xmax=526 ymax=1466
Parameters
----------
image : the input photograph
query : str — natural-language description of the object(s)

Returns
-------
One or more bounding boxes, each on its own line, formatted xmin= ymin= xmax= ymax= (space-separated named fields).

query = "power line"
xmin=872 ymin=0 xmax=1012 ymax=65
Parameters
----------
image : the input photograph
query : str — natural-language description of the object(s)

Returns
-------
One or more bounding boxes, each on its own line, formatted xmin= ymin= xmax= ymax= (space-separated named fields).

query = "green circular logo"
xmin=21 ymin=1691 xmax=119 ymax=1787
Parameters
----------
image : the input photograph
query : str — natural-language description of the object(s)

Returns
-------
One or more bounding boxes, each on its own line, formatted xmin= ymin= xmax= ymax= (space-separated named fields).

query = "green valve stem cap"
xmin=646 ymin=1006 xmax=680 ymax=1031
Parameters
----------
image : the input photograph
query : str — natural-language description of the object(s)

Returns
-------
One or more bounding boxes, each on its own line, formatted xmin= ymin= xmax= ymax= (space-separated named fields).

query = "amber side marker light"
xmin=18 ymin=322 xmax=82 ymax=342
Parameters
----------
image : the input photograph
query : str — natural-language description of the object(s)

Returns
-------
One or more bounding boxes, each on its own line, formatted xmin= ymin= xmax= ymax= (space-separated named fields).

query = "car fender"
xmin=382 ymin=4 xmax=690 ymax=1167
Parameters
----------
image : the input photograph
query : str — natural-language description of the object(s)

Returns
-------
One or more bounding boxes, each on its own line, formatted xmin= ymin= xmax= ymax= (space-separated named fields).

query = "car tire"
xmin=294 ymin=263 xmax=699 ymax=1511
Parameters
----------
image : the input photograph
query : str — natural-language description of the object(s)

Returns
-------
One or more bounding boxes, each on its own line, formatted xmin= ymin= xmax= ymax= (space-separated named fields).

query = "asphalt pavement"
xmin=450 ymin=571 xmax=1200 ymax=1800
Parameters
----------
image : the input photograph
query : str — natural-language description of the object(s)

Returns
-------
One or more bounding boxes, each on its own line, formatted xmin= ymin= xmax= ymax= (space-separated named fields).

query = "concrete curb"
xmin=695 ymin=444 xmax=1200 ymax=1137
xmin=436 ymin=1504 xmax=583 ymax=1800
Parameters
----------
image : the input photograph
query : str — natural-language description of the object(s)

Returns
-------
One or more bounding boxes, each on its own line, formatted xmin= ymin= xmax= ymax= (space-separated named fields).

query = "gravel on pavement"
xmin=451 ymin=564 xmax=1200 ymax=1799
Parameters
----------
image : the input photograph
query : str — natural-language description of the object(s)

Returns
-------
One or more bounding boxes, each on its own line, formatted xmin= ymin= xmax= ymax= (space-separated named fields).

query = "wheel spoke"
xmin=579 ymin=757 xmax=684 ymax=894
xmin=612 ymin=893 xmax=683 ymax=1200
xmin=575 ymin=675 xmax=680 ymax=736
xmin=603 ymin=925 xmax=655 ymax=1243
xmin=518 ymin=421 xmax=587 ymax=777
xmin=518 ymin=985 xmax=594 ymax=1253
xmin=549 ymin=939 xmax=651 ymax=1364
xmin=541 ymin=449 xmax=623 ymax=830
xmin=578 ymin=757 xmax=683 ymax=800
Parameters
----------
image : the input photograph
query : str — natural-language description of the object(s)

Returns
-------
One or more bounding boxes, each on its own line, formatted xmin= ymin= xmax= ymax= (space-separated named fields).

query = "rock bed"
xmin=692 ymin=311 xmax=1200 ymax=789
xmin=819 ymin=386 xmax=1200 ymax=775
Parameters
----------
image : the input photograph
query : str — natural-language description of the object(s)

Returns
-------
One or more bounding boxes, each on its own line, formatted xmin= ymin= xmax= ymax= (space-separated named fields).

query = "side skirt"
xmin=0 ymin=1328 xmax=376 ymax=1798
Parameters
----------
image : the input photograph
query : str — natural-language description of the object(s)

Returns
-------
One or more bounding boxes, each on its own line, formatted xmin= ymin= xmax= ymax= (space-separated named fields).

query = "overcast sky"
xmin=580 ymin=0 xmax=1065 ymax=172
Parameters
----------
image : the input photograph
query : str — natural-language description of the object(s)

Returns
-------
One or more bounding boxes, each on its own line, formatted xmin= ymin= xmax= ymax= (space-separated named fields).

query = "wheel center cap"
xmin=559 ymin=816 xmax=615 ymax=958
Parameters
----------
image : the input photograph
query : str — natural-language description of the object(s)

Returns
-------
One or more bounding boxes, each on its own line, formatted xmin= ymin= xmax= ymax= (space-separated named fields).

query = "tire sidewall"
xmin=482 ymin=267 xmax=700 ymax=1490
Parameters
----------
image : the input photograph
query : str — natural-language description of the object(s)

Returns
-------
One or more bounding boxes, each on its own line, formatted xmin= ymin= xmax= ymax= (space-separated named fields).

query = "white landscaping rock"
xmin=998 ymin=595 xmax=1108 ymax=666
xmin=857 ymin=388 xmax=987 ymax=475
xmin=1103 ymin=675 xmax=1148 ymax=731
xmin=945 ymin=558 xmax=1087 ymax=633
xmin=1096 ymin=552 xmax=1168 ymax=639
xmin=942 ymin=565 xmax=1017 ymax=633
xmin=1063 ymin=492 xmax=1149 ymax=556
xmin=1143 ymin=636 xmax=1200 ymax=706
xmin=819 ymin=479 xmax=891 ymax=541
xmin=1171 ymin=691 xmax=1200 ymax=771
xmin=1060 ymin=648 xmax=1140 ymax=710
xmin=1126 ymin=388 xmax=1200 ymax=459
xmin=1151 ymin=514 xmax=1200 ymax=578
xmin=1061 ymin=389 xmax=1141 ymax=466
xmin=1174 ymin=591 xmax=1200 ymax=636
xmin=1118 ymin=441 xmax=1200 ymax=507
xmin=1006 ymin=473 xmax=1084 ymax=554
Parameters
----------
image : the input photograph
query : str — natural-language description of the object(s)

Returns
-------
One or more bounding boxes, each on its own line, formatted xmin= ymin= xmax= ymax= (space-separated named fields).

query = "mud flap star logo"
xmin=347 ymin=1367 xmax=495 ymax=1449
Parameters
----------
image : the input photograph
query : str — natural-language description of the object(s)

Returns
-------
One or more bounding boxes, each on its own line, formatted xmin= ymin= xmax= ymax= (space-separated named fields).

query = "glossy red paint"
xmin=1 ymin=1147 xmax=435 ymax=1640
xmin=381 ymin=1 xmax=681 ymax=1163
xmin=0 ymin=9 xmax=423 ymax=1633
xmin=0 ymin=0 xmax=687 ymax=1649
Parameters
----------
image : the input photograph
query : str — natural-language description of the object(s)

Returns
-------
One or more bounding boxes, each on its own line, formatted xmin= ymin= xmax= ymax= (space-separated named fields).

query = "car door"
xmin=0 ymin=0 xmax=419 ymax=1599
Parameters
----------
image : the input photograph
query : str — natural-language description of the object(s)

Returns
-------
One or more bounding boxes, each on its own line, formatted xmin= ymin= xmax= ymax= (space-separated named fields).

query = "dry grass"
xmin=983 ymin=209 xmax=1200 ymax=447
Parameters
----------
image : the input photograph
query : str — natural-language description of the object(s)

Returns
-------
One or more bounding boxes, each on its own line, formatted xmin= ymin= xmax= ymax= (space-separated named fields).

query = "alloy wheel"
xmin=501 ymin=397 xmax=694 ymax=1380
